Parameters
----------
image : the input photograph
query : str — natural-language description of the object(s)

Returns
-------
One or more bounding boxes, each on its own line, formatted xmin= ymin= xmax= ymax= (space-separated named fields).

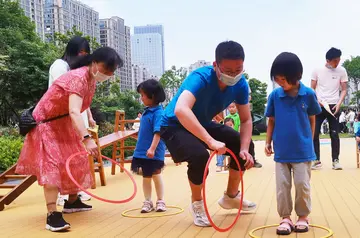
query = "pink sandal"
xmin=276 ymin=218 xmax=294 ymax=235
xmin=295 ymin=218 xmax=309 ymax=233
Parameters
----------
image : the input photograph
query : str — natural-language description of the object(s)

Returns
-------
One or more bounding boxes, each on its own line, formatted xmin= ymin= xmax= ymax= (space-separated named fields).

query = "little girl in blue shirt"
xmin=132 ymin=79 xmax=167 ymax=213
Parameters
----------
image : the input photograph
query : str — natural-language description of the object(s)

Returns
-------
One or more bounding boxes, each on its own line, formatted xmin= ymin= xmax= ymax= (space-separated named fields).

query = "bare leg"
xmin=226 ymin=168 xmax=241 ymax=197
xmin=68 ymin=194 xmax=78 ymax=203
xmin=43 ymin=185 xmax=59 ymax=213
xmin=189 ymin=180 xmax=203 ymax=202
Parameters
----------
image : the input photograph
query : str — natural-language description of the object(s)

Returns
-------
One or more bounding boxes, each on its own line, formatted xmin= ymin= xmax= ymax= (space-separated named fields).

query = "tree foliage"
xmin=159 ymin=66 xmax=187 ymax=105
xmin=248 ymin=78 xmax=267 ymax=115
xmin=47 ymin=26 xmax=101 ymax=54
xmin=343 ymin=56 xmax=360 ymax=106
xmin=0 ymin=0 xmax=59 ymax=125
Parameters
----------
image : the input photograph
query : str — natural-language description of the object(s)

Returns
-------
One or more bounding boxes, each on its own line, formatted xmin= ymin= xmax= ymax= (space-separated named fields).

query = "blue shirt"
xmin=161 ymin=66 xmax=249 ymax=127
xmin=133 ymin=105 xmax=166 ymax=161
xmin=265 ymin=82 xmax=322 ymax=163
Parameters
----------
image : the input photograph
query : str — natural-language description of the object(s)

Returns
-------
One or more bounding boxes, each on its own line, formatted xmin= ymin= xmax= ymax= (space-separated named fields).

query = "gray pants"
xmin=276 ymin=162 xmax=311 ymax=218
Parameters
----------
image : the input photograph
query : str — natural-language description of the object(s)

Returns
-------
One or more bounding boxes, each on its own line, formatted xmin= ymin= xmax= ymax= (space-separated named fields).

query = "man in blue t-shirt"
xmin=160 ymin=41 xmax=256 ymax=227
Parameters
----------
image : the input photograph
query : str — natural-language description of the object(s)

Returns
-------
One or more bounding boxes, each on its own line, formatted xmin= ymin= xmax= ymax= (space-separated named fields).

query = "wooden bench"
xmin=88 ymin=110 xmax=173 ymax=188
xmin=87 ymin=110 xmax=138 ymax=188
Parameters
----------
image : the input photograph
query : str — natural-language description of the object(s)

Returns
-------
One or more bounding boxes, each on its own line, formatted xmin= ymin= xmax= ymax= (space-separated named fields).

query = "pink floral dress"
xmin=16 ymin=66 xmax=96 ymax=194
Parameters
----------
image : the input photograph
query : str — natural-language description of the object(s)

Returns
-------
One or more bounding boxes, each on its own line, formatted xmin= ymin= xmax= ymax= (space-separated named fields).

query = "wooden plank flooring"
xmin=1 ymin=138 xmax=360 ymax=237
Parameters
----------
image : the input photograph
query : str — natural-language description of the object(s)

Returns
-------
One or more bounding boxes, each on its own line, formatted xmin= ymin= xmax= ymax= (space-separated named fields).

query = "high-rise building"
xmin=189 ymin=60 xmax=211 ymax=73
xmin=124 ymin=26 xmax=132 ymax=90
xmin=131 ymin=33 xmax=163 ymax=77
xmin=99 ymin=17 xmax=132 ymax=90
xmin=131 ymin=64 xmax=158 ymax=90
xmin=19 ymin=0 xmax=45 ymax=40
xmin=44 ymin=0 xmax=100 ymax=42
xmin=134 ymin=25 xmax=165 ymax=74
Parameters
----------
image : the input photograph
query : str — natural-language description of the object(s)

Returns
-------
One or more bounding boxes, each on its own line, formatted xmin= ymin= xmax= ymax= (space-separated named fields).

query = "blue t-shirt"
xmin=161 ymin=66 xmax=249 ymax=127
xmin=133 ymin=105 xmax=166 ymax=161
xmin=265 ymin=82 xmax=322 ymax=163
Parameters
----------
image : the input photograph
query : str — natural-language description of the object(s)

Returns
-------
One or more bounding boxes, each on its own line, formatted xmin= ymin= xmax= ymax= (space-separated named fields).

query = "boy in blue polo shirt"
xmin=265 ymin=52 xmax=321 ymax=235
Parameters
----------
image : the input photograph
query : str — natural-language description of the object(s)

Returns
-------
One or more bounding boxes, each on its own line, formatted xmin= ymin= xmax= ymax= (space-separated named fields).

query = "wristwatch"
xmin=83 ymin=134 xmax=92 ymax=141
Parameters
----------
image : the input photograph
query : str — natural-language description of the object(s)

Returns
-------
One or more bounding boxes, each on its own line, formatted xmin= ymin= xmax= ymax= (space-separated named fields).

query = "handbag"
xmin=19 ymin=106 xmax=69 ymax=136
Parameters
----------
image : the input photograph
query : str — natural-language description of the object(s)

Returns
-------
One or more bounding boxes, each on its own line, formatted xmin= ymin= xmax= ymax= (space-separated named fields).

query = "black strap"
xmin=40 ymin=113 xmax=69 ymax=124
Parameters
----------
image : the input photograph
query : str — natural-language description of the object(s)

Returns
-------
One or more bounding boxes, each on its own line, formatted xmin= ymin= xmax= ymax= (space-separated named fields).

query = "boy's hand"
xmin=207 ymin=139 xmax=226 ymax=154
xmin=146 ymin=148 xmax=155 ymax=158
xmin=265 ymin=143 xmax=273 ymax=156
xmin=239 ymin=150 xmax=254 ymax=170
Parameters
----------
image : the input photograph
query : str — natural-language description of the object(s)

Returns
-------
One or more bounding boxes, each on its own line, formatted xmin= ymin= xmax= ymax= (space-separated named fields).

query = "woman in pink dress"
xmin=16 ymin=47 xmax=123 ymax=232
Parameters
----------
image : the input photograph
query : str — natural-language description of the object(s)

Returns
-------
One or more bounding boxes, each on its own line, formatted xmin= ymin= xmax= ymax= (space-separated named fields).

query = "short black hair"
xmin=215 ymin=41 xmax=245 ymax=64
xmin=270 ymin=52 xmax=303 ymax=85
xmin=71 ymin=46 xmax=123 ymax=71
xmin=137 ymin=79 xmax=166 ymax=105
xmin=326 ymin=47 xmax=342 ymax=60
xmin=224 ymin=117 xmax=235 ymax=125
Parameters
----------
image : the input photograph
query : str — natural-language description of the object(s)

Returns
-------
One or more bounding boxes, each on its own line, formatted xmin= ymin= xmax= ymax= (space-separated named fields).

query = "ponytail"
xmin=69 ymin=54 xmax=93 ymax=70
xmin=69 ymin=47 xmax=123 ymax=72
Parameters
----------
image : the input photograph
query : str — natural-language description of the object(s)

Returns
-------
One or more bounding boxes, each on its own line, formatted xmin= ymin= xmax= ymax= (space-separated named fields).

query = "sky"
xmin=82 ymin=0 xmax=360 ymax=92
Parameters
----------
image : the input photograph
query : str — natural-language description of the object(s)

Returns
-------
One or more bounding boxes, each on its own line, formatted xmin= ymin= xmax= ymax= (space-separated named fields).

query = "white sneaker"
xmin=141 ymin=200 xmax=154 ymax=213
xmin=56 ymin=193 xmax=69 ymax=206
xmin=218 ymin=192 xmax=256 ymax=211
xmin=78 ymin=191 xmax=91 ymax=201
xmin=189 ymin=200 xmax=211 ymax=227
xmin=311 ymin=161 xmax=322 ymax=170
xmin=332 ymin=160 xmax=343 ymax=170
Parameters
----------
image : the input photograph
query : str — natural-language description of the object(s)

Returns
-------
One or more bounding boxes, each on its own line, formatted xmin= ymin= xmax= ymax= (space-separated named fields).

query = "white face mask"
xmin=325 ymin=64 xmax=333 ymax=69
xmin=217 ymin=68 xmax=244 ymax=86
xmin=92 ymin=63 xmax=111 ymax=82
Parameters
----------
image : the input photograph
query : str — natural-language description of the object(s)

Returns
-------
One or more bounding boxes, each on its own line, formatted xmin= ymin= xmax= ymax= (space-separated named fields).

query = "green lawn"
xmin=252 ymin=133 xmax=354 ymax=141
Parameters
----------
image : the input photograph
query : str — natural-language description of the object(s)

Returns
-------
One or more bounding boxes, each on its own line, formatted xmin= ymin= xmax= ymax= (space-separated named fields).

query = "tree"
xmin=0 ymin=0 xmax=59 ymax=125
xmin=343 ymin=56 xmax=360 ymax=106
xmin=248 ymin=78 xmax=267 ymax=115
xmin=159 ymin=66 xmax=187 ymax=105
xmin=47 ymin=26 xmax=101 ymax=54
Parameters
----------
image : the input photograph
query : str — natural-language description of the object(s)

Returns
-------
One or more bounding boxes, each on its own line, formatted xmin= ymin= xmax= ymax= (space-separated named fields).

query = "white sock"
xmin=143 ymin=177 xmax=152 ymax=201
xmin=153 ymin=174 xmax=164 ymax=201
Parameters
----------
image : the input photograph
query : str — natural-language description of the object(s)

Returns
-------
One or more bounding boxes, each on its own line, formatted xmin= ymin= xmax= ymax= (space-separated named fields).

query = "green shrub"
xmin=0 ymin=136 xmax=23 ymax=170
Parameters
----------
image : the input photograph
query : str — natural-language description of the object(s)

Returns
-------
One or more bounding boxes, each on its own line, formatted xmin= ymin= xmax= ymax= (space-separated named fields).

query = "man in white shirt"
xmin=346 ymin=110 xmax=356 ymax=133
xmin=311 ymin=47 xmax=348 ymax=170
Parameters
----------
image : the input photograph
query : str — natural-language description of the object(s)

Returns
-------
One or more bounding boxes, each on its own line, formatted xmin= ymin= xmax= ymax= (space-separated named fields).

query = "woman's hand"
xmin=84 ymin=138 xmax=98 ymax=157
xmin=88 ymin=118 xmax=96 ymax=128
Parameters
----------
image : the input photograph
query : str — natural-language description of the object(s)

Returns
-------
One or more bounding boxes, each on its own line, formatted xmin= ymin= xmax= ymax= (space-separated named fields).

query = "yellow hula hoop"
xmin=121 ymin=205 xmax=184 ymax=218
xmin=248 ymin=224 xmax=334 ymax=238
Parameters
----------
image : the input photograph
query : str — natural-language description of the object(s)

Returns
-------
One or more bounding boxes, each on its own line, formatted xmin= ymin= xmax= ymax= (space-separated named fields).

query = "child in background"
xmin=265 ymin=52 xmax=321 ymax=235
xmin=132 ymin=79 xmax=167 ymax=213
xmin=225 ymin=102 xmax=262 ymax=168
xmin=133 ymin=111 xmax=142 ymax=130
xmin=216 ymin=118 xmax=235 ymax=172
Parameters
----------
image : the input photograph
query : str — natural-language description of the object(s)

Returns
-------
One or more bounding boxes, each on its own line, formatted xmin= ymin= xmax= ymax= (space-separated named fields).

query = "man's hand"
xmin=265 ymin=143 xmax=273 ymax=156
xmin=332 ymin=103 xmax=341 ymax=115
xmin=207 ymin=139 xmax=226 ymax=154
xmin=239 ymin=150 xmax=254 ymax=170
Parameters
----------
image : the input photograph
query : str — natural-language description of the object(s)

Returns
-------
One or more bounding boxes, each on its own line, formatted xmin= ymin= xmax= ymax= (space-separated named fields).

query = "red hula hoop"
xmin=202 ymin=148 xmax=244 ymax=232
xmin=66 ymin=151 xmax=137 ymax=204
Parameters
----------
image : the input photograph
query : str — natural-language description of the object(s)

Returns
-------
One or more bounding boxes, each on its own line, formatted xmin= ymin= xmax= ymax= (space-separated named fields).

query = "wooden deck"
xmin=1 ymin=138 xmax=360 ymax=237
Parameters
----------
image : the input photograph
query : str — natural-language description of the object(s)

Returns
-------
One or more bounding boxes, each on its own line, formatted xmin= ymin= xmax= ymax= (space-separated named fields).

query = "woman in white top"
xmin=48 ymin=36 xmax=94 ymax=205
